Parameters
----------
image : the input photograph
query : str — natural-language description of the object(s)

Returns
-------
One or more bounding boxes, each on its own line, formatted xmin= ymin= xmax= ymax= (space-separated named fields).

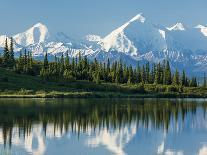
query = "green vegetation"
xmin=0 ymin=38 xmax=206 ymax=98
xmin=0 ymin=67 xmax=206 ymax=98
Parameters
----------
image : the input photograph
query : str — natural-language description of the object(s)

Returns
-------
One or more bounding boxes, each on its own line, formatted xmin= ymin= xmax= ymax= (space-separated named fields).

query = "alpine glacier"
xmin=0 ymin=14 xmax=207 ymax=75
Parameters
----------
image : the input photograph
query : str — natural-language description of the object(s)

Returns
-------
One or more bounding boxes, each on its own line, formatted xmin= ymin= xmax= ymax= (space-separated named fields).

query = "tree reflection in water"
xmin=0 ymin=98 xmax=206 ymax=154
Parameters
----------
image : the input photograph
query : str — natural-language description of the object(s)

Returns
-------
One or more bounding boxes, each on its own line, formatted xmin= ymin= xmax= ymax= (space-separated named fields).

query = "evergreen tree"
xmin=43 ymin=52 xmax=49 ymax=69
xmin=190 ymin=77 xmax=198 ymax=87
xmin=106 ymin=58 xmax=111 ymax=81
xmin=128 ymin=65 xmax=134 ymax=84
xmin=172 ymin=69 xmax=180 ymax=85
xmin=3 ymin=38 xmax=9 ymax=67
xmin=164 ymin=60 xmax=172 ymax=85
xmin=65 ymin=51 xmax=70 ymax=70
xmin=141 ymin=66 xmax=146 ymax=83
xmin=181 ymin=70 xmax=186 ymax=86
xmin=9 ymin=37 xmax=15 ymax=67
xmin=145 ymin=62 xmax=150 ymax=83
xmin=93 ymin=70 xmax=101 ymax=84
xmin=116 ymin=60 xmax=124 ymax=83
xmin=63 ymin=69 xmax=75 ymax=82
xmin=149 ymin=64 xmax=155 ymax=84
xmin=136 ymin=62 xmax=142 ymax=83
xmin=123 ymin=65 xmax=129 ymax=83
xmin=111 ymin=61 xmax=117 ymax=83
xmin=40 ymin=68 xmax=49 ymax=80
xmin=154 ymin=63 xmax=160 ymax=84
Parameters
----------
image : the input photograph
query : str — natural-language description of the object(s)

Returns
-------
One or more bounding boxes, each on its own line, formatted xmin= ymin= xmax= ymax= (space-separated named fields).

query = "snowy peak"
xmin=129 ymin=14 xmax=146 ymax=23
xmin=195 ymin=25 xmax=207 ymax=37
xmin=167 ymin=23 xmax=186 ymax=31
xmin=13 ymin=22 xmax=49 ymax=46
xmin=102 ymin=13 xmax=166 ymax=54
xmin=104 ymin=13 xmax=146 ymax=38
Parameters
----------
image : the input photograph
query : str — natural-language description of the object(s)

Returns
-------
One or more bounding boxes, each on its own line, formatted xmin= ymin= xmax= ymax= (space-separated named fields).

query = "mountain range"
xmin=1 ymin=13 xmax=207 ymax=75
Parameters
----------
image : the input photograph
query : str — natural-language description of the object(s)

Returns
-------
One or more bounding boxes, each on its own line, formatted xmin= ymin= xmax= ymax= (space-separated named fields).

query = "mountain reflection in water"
xmin=0 ymin=98 xmax=207 ymax=155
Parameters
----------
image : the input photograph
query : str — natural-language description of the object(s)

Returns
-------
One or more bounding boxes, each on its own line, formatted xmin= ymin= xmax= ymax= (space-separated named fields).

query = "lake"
xmin=0 ymin=98 xmax=207 ymax=155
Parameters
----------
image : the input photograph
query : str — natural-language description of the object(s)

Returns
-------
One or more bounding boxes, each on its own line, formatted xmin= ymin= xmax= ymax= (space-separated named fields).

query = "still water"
xmin=0 ymin=98 xmax=207 ymax=155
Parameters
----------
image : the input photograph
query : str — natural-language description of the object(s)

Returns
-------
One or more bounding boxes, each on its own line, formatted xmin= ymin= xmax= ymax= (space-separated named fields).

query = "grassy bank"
xmin=0 ymin=68 xmax=207 ymax=98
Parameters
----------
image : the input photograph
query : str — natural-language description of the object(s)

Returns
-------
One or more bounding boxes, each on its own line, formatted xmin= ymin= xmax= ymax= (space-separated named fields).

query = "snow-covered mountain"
xmin=102 ymin=14 xmax=167 ymax=56
xmin=0 ymin=14 xmax=207 ymax=75
xmin=13 ymin=23 xmax=49 ymax=46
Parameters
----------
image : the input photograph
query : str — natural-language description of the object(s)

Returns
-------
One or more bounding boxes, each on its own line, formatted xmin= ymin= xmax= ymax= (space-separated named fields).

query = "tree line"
xmin=0 ymin=38 xmax=199 ymax=87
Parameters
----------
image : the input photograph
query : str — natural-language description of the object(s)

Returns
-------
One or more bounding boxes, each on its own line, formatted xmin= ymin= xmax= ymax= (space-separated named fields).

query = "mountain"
xmin=102 ymin=14 xmax=167 ymax=57
xmin=13 ymin=23 xmax=49 ymax=46
xmin=167 ymin=23 xmax=186 ymax=31
xmin=0 ymin=14 xmax=207 ymax=75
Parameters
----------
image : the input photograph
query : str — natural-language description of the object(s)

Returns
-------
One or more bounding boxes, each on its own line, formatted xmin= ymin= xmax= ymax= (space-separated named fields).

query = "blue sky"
xmin=0 ymin=0 xmax=207 ymax=39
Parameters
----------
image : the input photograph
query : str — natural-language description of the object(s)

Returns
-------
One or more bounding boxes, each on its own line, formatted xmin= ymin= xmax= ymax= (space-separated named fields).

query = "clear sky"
xmin=0 ymin=0 xmax=207 ymax=39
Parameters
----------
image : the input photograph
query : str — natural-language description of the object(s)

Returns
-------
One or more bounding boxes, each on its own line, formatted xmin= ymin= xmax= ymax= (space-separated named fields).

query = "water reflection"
xmin=0 ymin=98 xmax=206 ymax=155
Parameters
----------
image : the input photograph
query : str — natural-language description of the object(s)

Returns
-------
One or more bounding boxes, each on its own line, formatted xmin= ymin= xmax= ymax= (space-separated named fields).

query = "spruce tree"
xmin=106 ymin=58 xmax=111 ymax=81
xmin=9 ymin=37 xmax=15 ymax=67
xmin=154 ymin=64 xmax=160 ymax=84
xmin=43 ymin=51 xmax=49 ymax=69
xmin=116 ymin=60 xmax=124 ymax=83
xmin=142 ymin=66 xmax=146 ymax=83
xmin=136 ymin=62 xmax=142 ymax=83
xmin=128 ymin=65 xmax=134 ymax=84
xmin=172 ymin=69 xmax=180 ymax=85
xmin=3 ymin=38 xmax=9 ymax=67
xmin=181 ymin=70 xmax=186 ymax=86
xmin=65 ymin=51 xmax=70 ymax=70
xmin=164 ymin=60 xmax=172 ymax=85
xmin=145 ymin=62 xmax=150 ymax=83
xmin=149 ymin=64 xmax=156 ymax=84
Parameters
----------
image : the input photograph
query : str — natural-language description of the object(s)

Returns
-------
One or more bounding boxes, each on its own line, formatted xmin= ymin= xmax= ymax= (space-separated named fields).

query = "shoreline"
xmin=0 ymin=92 xmax=206 ymax=99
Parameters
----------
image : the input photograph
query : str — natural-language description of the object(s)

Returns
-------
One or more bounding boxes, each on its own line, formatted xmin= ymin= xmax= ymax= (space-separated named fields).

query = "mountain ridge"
xmin=0 ymin=14 xmax=207 ymax=75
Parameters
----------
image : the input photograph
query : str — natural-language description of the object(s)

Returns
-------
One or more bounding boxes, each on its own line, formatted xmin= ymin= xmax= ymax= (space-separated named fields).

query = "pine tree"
xmin=190 ymin=77 xmax=197 ymax=87
xmin=164 ymin=60 xmax=172 ymax=85
xmin=106 ymin=58 xmax=111 ymax=81
xmin=3 ymin=38 xmax=9 ymax=67
xmin=154 ymin=64 xmax=160 ymax=84
xmin=111 ymin=61 xmax=117 ymax=83
xmin=149 ymin=64 xmax=155 ymax=84
xmin=65 ymin=51 xmax=70 ymax=70
xmin=116 ymin=60 xmax=124 ymax=83
xmin=194 ymin=77 xmax=198 ymax=87
xmin=136 ymin=62 xmax=142 ymax=83
xmin=40 ymin=68 xmax=49 ymax=80
xmin=82 ymin=56 xmax=88 ymax=80
xmin=43 ymin=52 xmax=49 ymax=69
xmin=93 ymin=70 xmax=101 ymax=84
xmin=24 ymin=49 xmax=27 ymax=66
xmin=9 ymin=37 xmax=15 ymax=67
xmin=141 ymin=66 xmax=146 ymax=83
xmin=128 ymin=65 xmax=134 ymax=84
xmin=145 ymin=62 xmax=150 ymax=83
xmin=123 ymin=65 xmax=128 ymax=83
xmin=181 ymin=70 xmax=186 ymax=86
xmin=172 ymin=69 xmax=180 ymax=85
xmin=18 ymin=50 xmax=24 ymax=72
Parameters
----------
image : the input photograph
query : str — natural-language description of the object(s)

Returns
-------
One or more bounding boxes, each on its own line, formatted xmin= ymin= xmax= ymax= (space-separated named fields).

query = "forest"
xmin=0 ymin=37 xmax=206 ymax=98
xmin=1 ymin=38 xmax=199 ymax=85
